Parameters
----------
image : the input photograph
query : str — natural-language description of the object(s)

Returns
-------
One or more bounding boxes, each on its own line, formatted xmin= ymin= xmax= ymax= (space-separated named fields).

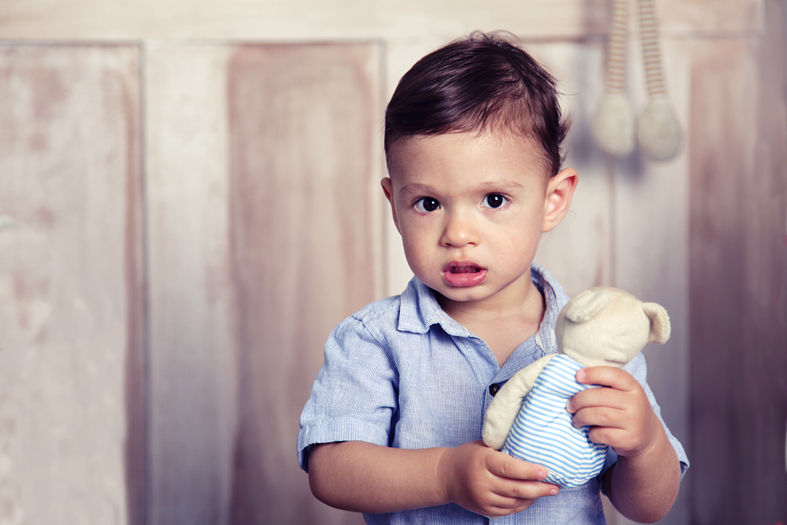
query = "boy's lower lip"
xmin=443 ymin=265 xmax=487 ymax=287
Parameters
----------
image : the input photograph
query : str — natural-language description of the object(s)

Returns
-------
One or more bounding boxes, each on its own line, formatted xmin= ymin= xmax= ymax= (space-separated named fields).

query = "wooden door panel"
xmin=227 ymin=43 xmax=380 ymax=525
xmin=0 ymin=45 xmax=142 ymax=525
xmin=146 ymin=42 xmax=381 ymax=525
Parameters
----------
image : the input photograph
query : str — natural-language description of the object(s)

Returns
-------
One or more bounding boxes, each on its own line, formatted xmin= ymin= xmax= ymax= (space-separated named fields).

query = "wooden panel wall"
xmin=0 ymin=1 xmax=782 ymax=524
xmin=226 ymin=44 xmax=381 ymax=525
xmin=146 ymin=43 xmax=381 ymax=525
xmin=145 ymin=44 xmax=239 ymax=525
xmin=689 ymin=0 xmax=787 ymax=522
xmin=0 ymin=45 xmax=143 ymax=525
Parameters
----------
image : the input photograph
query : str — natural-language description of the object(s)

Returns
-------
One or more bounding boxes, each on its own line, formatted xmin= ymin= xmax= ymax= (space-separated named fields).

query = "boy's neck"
xmin=435 ymin=281 xmax=546 ymax=366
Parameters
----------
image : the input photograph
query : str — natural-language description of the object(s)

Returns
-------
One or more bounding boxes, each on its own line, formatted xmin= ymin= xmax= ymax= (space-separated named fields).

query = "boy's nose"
xmin=440 ymin=211 xmax=479 ymax=248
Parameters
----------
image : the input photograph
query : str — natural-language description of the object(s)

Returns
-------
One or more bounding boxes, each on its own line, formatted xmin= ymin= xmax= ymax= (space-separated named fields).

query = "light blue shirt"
xmin=298 ymin=264 xmax=689 ymax=524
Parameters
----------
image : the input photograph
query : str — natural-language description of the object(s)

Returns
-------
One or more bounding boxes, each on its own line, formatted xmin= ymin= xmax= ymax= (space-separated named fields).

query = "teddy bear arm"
xmin=482 ymin=355 xmax=555 ymax=450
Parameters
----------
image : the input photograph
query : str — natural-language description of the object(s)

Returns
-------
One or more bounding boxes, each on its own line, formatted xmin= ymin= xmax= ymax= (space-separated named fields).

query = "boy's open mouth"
xmin=443 ymin=262 xmax=487 ymax=287
xmin=449 ymin=265 xmax=482 ymax=274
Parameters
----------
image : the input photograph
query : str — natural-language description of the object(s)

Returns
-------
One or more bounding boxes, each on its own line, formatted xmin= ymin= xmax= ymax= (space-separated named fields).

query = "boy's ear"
xmin=542 ymin=168 xmax=578 ymax=233
xmin=381 ymin=177 xmax=401 ymax=233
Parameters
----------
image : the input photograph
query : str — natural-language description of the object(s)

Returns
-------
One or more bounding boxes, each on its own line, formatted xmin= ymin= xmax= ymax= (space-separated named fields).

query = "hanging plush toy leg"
xmin=592 ymin=0 xmax=681 ymax=161
xmin=636 ymin=0 xmax=682 ymax=160
xmin=592 ymin=0 xmax=635 ymax=156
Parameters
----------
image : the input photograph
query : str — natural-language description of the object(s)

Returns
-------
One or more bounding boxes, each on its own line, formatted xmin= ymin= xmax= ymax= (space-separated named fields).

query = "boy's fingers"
xmin=576 ymin=366 xmax=637 ymax=390
xmin=570 ymin=406 xmax=625 ymax=429
xmin=488 ymin=451 xmax=548 ymax=481
xmin=492 ymin=479 xmax=559 ymax=500
xmin=567 ymin=385 xmax=627 ymax=413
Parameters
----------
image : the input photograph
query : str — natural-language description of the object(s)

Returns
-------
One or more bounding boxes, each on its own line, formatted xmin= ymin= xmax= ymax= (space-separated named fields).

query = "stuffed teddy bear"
xmin=481 ymin=287 xmax=671 ymax=488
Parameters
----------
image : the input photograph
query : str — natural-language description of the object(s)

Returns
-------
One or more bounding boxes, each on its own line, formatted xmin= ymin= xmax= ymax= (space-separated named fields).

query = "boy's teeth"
xmin=451 ymin=266 xmax=480 ymax=273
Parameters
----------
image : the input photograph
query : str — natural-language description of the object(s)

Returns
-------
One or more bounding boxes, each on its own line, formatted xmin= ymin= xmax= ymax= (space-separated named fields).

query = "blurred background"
xmin=0 ymin=0 xmax=785 ymax=524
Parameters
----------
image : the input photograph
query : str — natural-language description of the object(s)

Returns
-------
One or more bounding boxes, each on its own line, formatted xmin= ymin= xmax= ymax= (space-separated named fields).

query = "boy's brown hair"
xmin=385 ymin=31 xmax=570 ymax=177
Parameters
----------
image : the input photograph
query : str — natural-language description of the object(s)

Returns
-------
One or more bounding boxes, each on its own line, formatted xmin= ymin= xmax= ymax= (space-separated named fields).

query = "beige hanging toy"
xmin=591 ymin=0 xmax=681 ymax=161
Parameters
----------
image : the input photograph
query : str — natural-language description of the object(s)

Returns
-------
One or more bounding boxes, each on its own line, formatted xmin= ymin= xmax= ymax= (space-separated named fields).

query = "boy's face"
xmin=382 ymin=131 xmax=576 ymax=311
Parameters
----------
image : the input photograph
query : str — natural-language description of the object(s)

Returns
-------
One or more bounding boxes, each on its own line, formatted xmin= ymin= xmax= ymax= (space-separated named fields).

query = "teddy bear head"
xmin=554 ymin=287 xmax=671 ymax=368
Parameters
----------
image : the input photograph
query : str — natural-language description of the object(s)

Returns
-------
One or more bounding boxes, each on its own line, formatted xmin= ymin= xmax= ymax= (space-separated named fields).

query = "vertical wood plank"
xmin=145 ymin=44 xmax=238 ymax=525
xmin=689 ymin=2 xmax=787 ymax=521
xmin=226 ymin=44 xmax=381 ymax=525
xmin=528 ymin=41 xmax=615 ymax=297
xmin=611 ymin=36 xmax=692 ymax=525
xmin=0 ymin=45 xmax=142 ymax=525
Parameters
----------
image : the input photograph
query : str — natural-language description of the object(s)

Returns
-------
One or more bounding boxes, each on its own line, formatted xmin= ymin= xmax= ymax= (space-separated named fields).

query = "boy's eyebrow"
xmin=398 ymin=182 xmax=437 ymax=196
xmin=399 ymin=180 xmax=526 ymax=196
xmin=474 ymin=180 xmax=526 ymax=193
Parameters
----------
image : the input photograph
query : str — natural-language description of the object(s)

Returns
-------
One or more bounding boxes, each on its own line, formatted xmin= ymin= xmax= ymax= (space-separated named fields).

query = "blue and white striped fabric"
xmin=501 ymin=354 xmax=608 ymax=488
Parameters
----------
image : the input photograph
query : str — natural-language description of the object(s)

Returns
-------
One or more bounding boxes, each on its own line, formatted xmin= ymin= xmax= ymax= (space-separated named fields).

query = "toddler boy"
xmin=298 ymin=32 xmax=688 ymax=524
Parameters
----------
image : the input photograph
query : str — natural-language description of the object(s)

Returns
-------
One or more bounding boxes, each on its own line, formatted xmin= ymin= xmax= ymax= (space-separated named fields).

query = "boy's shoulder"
xmin=328 ymin=288 xmax=407 ymax=350
xmin=349 ymin=293 xmax=401 ymax=325
xmin=343 ymin=276 xmax=434 ymax=336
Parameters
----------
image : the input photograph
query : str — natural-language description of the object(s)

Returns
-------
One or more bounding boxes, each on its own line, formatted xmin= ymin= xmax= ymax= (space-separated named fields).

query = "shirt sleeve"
xmin=599 ymin=352 xmax=690 ymax=483
xmin=297 ymin=315 xmax=398 ymax=472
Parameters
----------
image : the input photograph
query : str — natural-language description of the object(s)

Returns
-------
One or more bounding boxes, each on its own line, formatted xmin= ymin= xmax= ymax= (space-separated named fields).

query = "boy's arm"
xmin=601 ymin=428 xmax=680 ymax=523
xmin=308 ymin=439 xmax=559 ymax=517
xmin=568 ymin=367 xmax=681 ymax=523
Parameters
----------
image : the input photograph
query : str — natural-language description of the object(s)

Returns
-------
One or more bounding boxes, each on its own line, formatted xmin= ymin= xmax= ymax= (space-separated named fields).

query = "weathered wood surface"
xmin=226 ymin=44 xmax=382 ymax=525
xmin=0 ymin=0 xmax=762 ymax=41
xmin=528 ymin=42 xmax=614 ymax=298
xmin=226 ymin=43 xmax=382 ymax=525
xmin=0 ymin=45 xmax=142 ymax=525
xmin=0 ymin=1 xmax=781 ymax=524
xmin=146 ymin=42 xmax=381 ymax=525
xmin=145 ymin=44 xmax=238 ymax=525
xmin=609 ymin=36 xmax=692 ymax=525
xmin=689 ymin=0 xmax=787 ymax=521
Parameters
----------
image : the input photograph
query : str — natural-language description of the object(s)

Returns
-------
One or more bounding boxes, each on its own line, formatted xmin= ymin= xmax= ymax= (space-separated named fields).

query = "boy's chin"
xmin=431 ymin=285 xmax=487 ymax=305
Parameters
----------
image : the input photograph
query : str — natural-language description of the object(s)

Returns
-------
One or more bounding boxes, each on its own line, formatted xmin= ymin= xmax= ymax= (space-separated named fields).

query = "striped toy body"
xmin=501 ymin=354 xmax=608 ymax=488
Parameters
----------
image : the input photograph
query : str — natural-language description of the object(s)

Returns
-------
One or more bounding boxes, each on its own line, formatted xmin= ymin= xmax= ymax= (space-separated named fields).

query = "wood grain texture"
xmin=0 ymin=0 xmax=763 ymax=42
xmin=145 ymin=44 xmax=238 ymax=525
xmin=688 ymin=1 xmax=787 ymax=521
xmin=528 ymin=42 xmax=615 ymax=298
xmin=0 ymin=45 xmax=142 ymax=525
xmin=227 ymin=44 xmax=382 ymax=525
xmin=610 ymin=36 xmax=692 ymax=525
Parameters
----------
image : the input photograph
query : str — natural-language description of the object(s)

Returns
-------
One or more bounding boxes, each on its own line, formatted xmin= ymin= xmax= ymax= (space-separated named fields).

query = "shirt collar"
xmin=397 ymin=264 xmax=569 ymax=347
xmin=397 ymin=276 xmax=470 ymax=337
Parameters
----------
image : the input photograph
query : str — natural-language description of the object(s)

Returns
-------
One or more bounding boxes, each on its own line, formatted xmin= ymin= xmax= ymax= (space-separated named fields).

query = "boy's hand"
xmin=567 ymin=367 xmax=661 ymax=458
xmin=436 ymin=440 xmax=559 ymax=517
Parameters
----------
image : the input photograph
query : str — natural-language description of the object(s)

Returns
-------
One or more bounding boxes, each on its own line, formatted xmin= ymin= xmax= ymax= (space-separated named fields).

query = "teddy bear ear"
xmin=643 ymin=302 xmax=671 ymax=344
xmin=564 ymin=288 xmax=613 ymax=323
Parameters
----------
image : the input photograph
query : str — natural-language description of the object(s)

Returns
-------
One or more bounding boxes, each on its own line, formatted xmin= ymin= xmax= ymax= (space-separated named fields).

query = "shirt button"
xmin=488 ymin=383 xmax=500 ymax=396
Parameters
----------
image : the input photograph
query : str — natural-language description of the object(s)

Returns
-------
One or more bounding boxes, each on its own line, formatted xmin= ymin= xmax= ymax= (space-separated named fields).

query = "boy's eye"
xmin=414 ymin=197 xmax=440 ymax=213
xmin=482 ymin=193 xmax=507 ymax=209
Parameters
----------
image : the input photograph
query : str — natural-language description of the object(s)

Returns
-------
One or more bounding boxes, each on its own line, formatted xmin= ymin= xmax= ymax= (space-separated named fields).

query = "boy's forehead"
xmin=386 ymin=131 xmax=551 ymax=179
